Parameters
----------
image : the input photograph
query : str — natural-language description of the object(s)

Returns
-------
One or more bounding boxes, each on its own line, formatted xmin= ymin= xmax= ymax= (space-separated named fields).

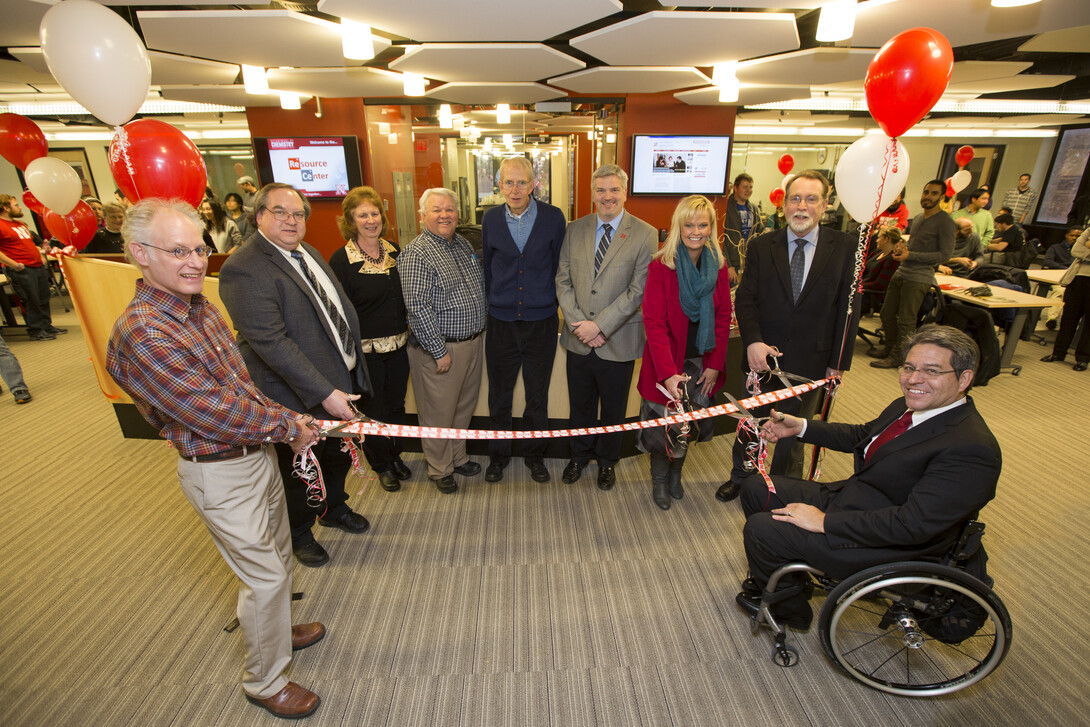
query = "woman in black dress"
xmin=329 ymin=186 xmax=414 ymax=490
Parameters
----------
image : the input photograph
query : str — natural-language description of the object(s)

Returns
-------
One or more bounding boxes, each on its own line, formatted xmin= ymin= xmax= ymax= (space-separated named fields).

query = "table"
xmin=934 ymin=273 xmax=1057 ymax=368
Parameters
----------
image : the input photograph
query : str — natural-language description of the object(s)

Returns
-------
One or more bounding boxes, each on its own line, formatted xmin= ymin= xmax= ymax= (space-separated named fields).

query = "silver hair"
xmin=591 ymin=163 xmax=629 ymax=189
xmin=417 ymin=187 xmax=459 ymax=218
xmin=121 ymin=198 xmax=203 ymax=266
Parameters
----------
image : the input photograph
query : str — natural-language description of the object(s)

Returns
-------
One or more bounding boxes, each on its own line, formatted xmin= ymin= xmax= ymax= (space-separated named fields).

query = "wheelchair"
xmin=747 ymin=521 xmax=1012 ymax=697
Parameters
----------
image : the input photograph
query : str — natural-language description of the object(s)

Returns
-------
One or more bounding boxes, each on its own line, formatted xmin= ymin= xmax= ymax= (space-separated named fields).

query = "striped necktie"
xmin=290 ymin=250 xmax=353 ymax=356
xmin=595 ymin=223 xmax=613 ymax=276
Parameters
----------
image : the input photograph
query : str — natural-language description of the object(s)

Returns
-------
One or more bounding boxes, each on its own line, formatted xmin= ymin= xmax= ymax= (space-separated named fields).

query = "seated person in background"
xmin=860 ymin=226 xmax=901 ymax=316
xmin=1042 ymin=226 xmax=1083 ymax=270
xmin=985 ymin=212 xmax=1025 ymax=264
xmin=84 ymin=203 xmax=126 ymax=253
xmin=198 ymin=197 xmax=243 ymax=254
xmin=83 ymin=196 xmax=104 ymax=229
xmin=952 ymin=188 xmax=994 ymax=247
xmin=875 ymin=189 xmax=909 ymax=232
xmin=736 ymin=324 xmax=1002 ymax=630
xmin=938 ymin=217 xmax=984 ymax=276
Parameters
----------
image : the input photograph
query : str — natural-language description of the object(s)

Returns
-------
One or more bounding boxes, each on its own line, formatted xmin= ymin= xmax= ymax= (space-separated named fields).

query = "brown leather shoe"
xmin=246 ymin=682 xmax=320 ymax=719
xmin=291 ymin=622 xmax=326 ymax=651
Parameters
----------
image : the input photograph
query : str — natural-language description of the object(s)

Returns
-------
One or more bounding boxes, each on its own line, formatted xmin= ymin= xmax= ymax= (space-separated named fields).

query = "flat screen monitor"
xmin=630 ymin=135 xmax=731 ymax=196
xmin=252 ymin=136 xmax=363 ymax=198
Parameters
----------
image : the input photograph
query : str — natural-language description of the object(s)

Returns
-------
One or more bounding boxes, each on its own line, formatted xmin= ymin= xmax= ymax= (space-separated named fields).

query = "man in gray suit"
xmin=555 ymin=164 xmax=657 ymax=489
xmin=219 ymin=183 xmax=372 ymax=568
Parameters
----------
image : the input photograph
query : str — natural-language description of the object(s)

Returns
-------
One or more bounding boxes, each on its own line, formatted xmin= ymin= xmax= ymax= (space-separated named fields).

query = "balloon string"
xmin=111 ymin=125 xmax=136 ymax=180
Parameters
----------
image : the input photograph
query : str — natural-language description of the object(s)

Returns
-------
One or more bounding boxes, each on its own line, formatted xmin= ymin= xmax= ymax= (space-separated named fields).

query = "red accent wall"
xmin=617 ymin=92 xmax=737 ymax=239
xmin=245 ymin=98 xmax=370 ymax=260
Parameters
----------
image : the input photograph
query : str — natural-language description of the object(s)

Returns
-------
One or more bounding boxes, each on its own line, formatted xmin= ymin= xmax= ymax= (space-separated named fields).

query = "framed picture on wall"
xmin=50 ymin=148 xmax=98 ymax=200
xmin=937 ymin=143 xmax=1004 ymax=210
xmin=1037 ymin=123 xmax=1090 ymax=227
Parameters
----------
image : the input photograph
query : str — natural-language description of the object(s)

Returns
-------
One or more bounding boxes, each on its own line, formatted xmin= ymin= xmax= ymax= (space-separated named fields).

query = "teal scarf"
xmin=675 ymin=246 xmax=718 ymax=353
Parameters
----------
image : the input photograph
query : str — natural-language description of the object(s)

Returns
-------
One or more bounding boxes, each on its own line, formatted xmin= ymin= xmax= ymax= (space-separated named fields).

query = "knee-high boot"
xmin=650 ymin=454 xmax=671 ymax=510
xmin=668 ymin=455 xmax=685 ymax=500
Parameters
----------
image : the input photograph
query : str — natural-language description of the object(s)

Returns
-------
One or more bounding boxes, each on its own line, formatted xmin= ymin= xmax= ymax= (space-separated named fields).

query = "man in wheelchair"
xmin=735 ymin=324 xmax=1002 ymax=631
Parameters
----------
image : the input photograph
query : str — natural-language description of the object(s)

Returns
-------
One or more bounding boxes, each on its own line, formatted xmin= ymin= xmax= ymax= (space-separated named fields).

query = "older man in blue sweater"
xmin=481 ymin=156 xmax=567 ymax=483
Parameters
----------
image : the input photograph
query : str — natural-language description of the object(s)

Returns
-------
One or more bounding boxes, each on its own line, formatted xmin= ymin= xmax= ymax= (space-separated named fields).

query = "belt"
xmin=187 ymin=444 xmax=263 ymax=463
xmin=444 ymin=329 xmax=484 ymax=343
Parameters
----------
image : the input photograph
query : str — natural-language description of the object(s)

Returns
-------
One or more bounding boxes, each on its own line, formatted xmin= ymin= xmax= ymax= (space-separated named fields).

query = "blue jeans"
xmin=0 ymin=333 xmax=28 ymax=395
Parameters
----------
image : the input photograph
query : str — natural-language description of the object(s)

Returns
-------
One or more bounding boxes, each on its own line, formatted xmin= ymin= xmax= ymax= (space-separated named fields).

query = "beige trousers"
xmin=177 ymin=446 xmax=293 ymax=698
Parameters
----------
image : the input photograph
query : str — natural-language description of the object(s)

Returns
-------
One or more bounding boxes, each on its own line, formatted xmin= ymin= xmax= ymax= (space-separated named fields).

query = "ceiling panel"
xmin=318 ymin=0 xmax=623 ymax=42
xmin=266 ymin=67 xmax=406 ymax=98
xmin=702 ymin=0 xmax=825 ymax=7
xmin=1 ymin=0 xmax=50 ymax=48
xmin=9 ymin=48 xmax=50 ymax=76
xmin=549 ymin=67 xmax=711 ymax=94
xmin=675 ymin=84 xmax=811 ymax=107
xmin=950 ymin=61 xmax=1035 ymax=84
xmin=949 ymin=74 xmax=1075 ymax=94
xmin=570 ymin=11 xmax=799 ymax=66
xmin=736 ymin=110 xmax=852 ymax=124
xmin=148 ymin=52 xmax=241 ymax=86
xmin=854 ymin=0 xmax=1090 ymax=49
xmin=160 ymin=85 xmax=310 ymax=108
xmin=424 ymin=82 xmax=563 ymax=105
xmin=1019 ymin=25 xmax=1090 ymax=53
xmin=138 ymin=10 xmax=391 ymax=69
xmin=390 ymin=44 xmax=584 ymax=83
xmin=0 ymin=59 xmax=57 ymax=87
xmin=738 ymin=48 xmax=876 ymax=86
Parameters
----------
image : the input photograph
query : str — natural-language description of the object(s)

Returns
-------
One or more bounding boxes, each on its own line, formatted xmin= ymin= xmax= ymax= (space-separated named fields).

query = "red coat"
xmin=637 ymin=257 xmax=733 ymax=405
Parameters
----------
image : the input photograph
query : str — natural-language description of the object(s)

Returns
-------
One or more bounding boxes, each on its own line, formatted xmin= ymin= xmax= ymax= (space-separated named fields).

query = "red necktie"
xmin=865 ymin=410 xmax=913 ymax=463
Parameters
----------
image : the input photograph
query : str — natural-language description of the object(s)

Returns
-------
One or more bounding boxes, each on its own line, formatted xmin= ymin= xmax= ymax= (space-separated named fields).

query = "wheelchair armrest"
xmin=945 ymin=520 xmax=986 ymax=564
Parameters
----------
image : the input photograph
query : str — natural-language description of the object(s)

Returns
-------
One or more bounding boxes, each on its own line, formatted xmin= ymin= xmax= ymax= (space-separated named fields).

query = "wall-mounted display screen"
xmin=630 ymin=135 xmax=731 ymax=196
xmin=252 ymin=136 xmax=363 ymax=198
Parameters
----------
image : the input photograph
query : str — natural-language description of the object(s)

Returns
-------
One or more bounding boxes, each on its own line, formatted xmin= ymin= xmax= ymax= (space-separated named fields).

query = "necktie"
xmin=290 ymin=250 xmax=353 ymax=356
xmin=594 ymin=223 xmax=613 ymax=276
xmin=790 ymin=239 xmax=806 ymax=302
xmin=865 ymin=410 xmax=913 ymax=463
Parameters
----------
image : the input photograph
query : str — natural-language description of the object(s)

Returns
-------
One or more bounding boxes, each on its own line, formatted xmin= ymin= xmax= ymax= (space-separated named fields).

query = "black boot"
xmin=650 ymin=455 xmax=671 ymax=510
xmin=668 ymin=456 xmax=685 ymax=500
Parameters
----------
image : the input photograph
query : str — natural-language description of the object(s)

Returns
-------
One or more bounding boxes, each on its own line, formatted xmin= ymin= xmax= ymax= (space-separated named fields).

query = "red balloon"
xmin=45 ymin=201 xmax=97 ymax=250
xmin=769 ymin=187 xmax=785 ymax=207
xmin=864 ymin=28 xmax=954 ymax=139
xmin=777 ymin=154 xmax=794 ymax=175
xmin=109 ymin=119 xmax=207 ymax=207
xmin=955 ymin=145 xmax=974 ymax=168
xmin=22 ymin=190 xmax=47 ymax=215
xmin=945 ymin=177 xmax=956 ymax=198
xmin=0 ymin=113 xmax=48 ymax=170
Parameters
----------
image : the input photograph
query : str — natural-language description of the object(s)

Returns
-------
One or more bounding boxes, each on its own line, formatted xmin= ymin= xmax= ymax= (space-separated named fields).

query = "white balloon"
xmin=950 ymin=169 xmax=972 ymax=193
xmin=834 ymin=135 xmax=911 ymax=222
xmin=40 ymin=0 xmax=151 ymax=127
xmin=24 ymin=157 xmax=82 ymax=215
xmin=781 ymin=174 xmax=792 ymax=190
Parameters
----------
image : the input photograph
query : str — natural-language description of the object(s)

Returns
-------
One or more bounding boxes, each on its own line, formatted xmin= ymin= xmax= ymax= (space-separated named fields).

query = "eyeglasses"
xmin=787 ymin=194 xmax=824 ymax=207
xmin=265 ymin=208 xmax=307 ymax=222
xmin=502 ymin=180 xmax=531 ymax=189
xmin=138 ymin=242 xmax=213 ymax=260
xmin=898 ymin=364 xmax=957 ymax=379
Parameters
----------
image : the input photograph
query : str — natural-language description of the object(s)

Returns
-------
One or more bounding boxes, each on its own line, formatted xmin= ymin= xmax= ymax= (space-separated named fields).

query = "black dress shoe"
xmin=528 ymin=460 xmax=550 ymax=483
xmin=561 ymin=460 xmax=584 ymax=484
xmin=434 ymin=475 xmax=458 ymax=494
xmin=319 ymin=509 xmax=370 ymax=533
xmin=453 ymin=460 xmax=481 ymax=477
xmin=1041 ymin=353 xmax=1065 ymax=363
xmin=1076 ymin=362 xmax=1089 ymax=372
xmin=293 ymin=540 xmax=330 ymax=568
xmin=390 ymin=458 xmax=412 ymax=480
xmin=715 ymin=481 xmax=741 ymax=502
xmin=378 ymin=471 xmax=400 ymax=492
xmin=485 ymin=460 xmax=506 ymax=482
xmin=734 ymin=591 xmax=813 ymax=631
xmin=597 ymin=466 xmax=616 ymax=490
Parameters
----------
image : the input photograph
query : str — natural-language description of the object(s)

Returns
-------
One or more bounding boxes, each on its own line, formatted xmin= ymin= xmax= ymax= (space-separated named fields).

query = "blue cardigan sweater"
xmin=481 ymin=200 xmax=567 ymax=322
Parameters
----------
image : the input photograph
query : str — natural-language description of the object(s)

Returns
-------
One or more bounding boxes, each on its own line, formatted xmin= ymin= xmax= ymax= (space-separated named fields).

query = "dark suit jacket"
xmin=735 ymin=225 xmax=859 ymax=377
xmin=218 ymin=233 xmax=370 ymax=417
xmin=803 ymin=396 xmax=1001 ymax=553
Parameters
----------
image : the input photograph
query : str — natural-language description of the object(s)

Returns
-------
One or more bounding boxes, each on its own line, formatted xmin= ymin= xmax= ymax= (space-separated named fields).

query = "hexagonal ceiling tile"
xmin=737 ymin=48 xmax=876 ymax=87
xmin=266 ymin=67 xmax=406 ymax=98
xmin=569 ymin=11 xmax=799 ymax=67
xmin=317 ymin=0 xmax=623 ymax=42
xmin=549 ymin=67 xmax=711 ymax=94
xmin=138 ymin=10 xmax=391 ymax=69
xmin=390 ymin=44 xmax=585 ymax=83
xmin=674 ymin=85 xmax=811 ymax=107
xmin=424 ymin=82 xmax=563 ymax=105
xmin=160 ymin=85 xmax=311 ymax=108
xmin=1019 ymin=25 xmax=1090 ymax=53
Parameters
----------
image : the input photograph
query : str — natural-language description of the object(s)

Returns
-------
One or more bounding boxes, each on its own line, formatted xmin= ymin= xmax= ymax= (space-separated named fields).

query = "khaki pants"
xmin=177 ymin=447 xmax=293 ymax=699
xmin=408 ymin=337 xmax=484 ymax=479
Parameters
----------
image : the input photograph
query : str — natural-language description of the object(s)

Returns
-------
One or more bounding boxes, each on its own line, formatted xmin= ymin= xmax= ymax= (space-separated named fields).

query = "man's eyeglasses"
xmin=138 ymin=242 xmax=213 ymax=260
xmin=898 ymin=364 xmax=957 ymax=379
xmin=265 ymin=208 xmax=307 ymax=222
xmin=501 ymin=180 xmax=531 ymax=190
xmin=787 ymin=194 xmax=824 ymax=207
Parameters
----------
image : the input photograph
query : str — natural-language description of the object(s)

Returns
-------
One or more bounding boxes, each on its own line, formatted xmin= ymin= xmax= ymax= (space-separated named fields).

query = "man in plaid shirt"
xmin=107 ymin=199 xmax=325 ymax=720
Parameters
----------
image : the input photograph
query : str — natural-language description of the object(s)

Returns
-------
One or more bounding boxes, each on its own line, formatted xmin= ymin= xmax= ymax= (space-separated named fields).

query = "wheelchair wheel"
xmin=818 ymin=562 xmax=1012 ymax=697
